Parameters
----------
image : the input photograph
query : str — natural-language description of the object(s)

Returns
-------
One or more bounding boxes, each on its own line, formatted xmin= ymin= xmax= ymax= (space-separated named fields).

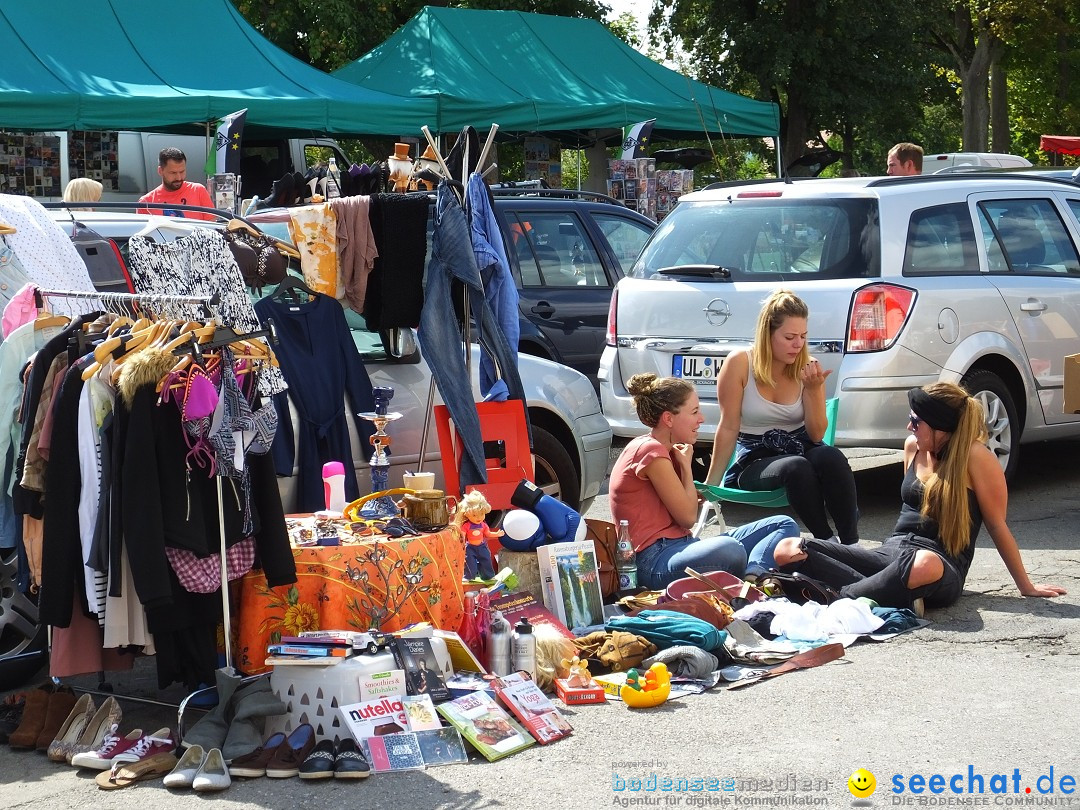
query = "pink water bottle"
xmin=322 ymin=461 xmax=347 ymax=513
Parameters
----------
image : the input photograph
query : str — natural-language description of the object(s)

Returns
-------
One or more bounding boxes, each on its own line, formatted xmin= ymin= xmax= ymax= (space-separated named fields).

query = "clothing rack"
xmin=33 ymin=288 xmax=257 ymax=733
xmin=34 ymin=288 xmax=222 ymax=319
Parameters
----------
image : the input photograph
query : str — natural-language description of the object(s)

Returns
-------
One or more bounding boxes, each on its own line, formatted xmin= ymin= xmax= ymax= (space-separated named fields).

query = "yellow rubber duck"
xmin=621 ymin=662 xmax=671 ymax=708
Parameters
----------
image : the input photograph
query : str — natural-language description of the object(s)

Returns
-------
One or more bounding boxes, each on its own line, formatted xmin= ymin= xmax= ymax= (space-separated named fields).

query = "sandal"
xmin=95 ymin=752 xmax=179 ymax=790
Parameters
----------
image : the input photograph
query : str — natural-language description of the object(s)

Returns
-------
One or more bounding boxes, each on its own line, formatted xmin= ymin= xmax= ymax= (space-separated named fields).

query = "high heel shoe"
xmin=65 ymin=695 xmax=121 ymax=764
xmin=46 ymin=693 xmax=95 ymax=762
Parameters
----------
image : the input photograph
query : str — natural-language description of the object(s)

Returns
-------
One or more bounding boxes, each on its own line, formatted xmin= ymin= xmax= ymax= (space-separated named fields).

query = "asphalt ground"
xmin=3 ymin=440 xmax=1078 ymax=809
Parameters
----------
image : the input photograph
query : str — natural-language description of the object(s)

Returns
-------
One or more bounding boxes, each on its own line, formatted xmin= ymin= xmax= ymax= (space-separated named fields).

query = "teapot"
xmin=400 ymin=489 xmax=457 ymax=531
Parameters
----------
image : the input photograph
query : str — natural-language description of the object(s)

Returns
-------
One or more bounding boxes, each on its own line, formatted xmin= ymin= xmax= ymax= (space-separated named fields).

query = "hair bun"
xmin=626 ymin=373 xmax=657 ymax=396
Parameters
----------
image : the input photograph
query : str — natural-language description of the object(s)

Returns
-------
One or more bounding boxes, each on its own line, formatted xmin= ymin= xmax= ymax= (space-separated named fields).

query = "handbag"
xmin=583 ymin=518 xmax=619 ymax=599
xmin=756 ymin=570 xmax=841 ymax=605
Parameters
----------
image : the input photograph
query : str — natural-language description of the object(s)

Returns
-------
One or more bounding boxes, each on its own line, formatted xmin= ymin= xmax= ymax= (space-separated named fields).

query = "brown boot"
xmin=35 ymin=688 xmax=78 ymax=751
xmin=7 ymin=685 xmax=53 ymax=749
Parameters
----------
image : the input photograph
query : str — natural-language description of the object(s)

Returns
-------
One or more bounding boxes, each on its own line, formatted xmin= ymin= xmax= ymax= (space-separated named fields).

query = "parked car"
xmin=600 ymin=173 xmax=1080 ymax=480
xmin=1 ymin=204 xmax=613 ymax=689
xmin=251 ymin=189 xmax=655 ymax=391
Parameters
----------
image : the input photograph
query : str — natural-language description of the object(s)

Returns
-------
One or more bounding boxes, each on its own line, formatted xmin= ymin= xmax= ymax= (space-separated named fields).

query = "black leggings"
xmin=781 ymin=535 xmax=964 ymax=609
xmin=737 ymin=444 xmax=859 ymax=543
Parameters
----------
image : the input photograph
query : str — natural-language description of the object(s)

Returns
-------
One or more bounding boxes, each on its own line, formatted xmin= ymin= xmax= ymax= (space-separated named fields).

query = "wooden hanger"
xmin=0 ymin=220 xmax=15 ymax=235
xmin=34 ymin=311 xmax=70 ymax=331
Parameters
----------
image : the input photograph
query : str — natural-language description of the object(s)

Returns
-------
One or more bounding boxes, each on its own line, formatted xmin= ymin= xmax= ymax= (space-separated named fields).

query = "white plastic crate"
xmin=266 ymin=639 xmax=452 ymax=741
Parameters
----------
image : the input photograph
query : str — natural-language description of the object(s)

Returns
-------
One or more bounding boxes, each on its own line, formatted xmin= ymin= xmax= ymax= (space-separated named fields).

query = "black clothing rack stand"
xmin=33 ymin=288 xmax=257 ymax=734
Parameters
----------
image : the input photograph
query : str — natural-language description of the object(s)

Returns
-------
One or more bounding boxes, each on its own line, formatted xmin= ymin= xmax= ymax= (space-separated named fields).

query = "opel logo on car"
xmin=704 ymin=298 xmax=732 ymax=326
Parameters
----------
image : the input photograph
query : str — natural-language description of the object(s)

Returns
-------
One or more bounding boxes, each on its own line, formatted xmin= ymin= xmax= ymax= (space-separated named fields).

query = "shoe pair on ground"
xmin=44 ymin=694 xmax=124 ymax=763
xmin=163 ymin=744 xmax=231 ymax=791
xmin=228 ymin=722 xmax=320 ymax=778
xmin=298 ymin=737 xmax=371 ymax=780
xmin=7 ymin=682 xmax=77 ymax=751
xmin=71 ymin=724 xmax=176 ymax=771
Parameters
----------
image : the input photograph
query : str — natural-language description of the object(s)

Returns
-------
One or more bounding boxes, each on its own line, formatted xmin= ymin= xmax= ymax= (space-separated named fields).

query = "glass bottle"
xmin=616 ymin=519 xmax=638 ymax=591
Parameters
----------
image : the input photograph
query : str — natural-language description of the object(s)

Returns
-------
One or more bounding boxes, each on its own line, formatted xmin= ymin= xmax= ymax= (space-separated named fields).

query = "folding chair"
xmin=434 ymin=399 xmax=534 ymax=563
xmin=692 ymin=397 xmax=839 ymax=536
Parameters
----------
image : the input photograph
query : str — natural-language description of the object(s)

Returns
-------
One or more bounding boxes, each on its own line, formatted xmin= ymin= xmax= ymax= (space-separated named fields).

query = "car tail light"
xmin=109 ymin=238 xmax=136 ymax=293
xmin=606 ymin=286 xmax=618 ymax=346
xmin=847 ymin=284 xmax=915 ymax=352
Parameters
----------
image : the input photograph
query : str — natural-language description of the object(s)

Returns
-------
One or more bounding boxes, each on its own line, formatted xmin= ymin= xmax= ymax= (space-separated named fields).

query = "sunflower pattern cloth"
xmin=237 ymin=527 xmax=466 ymax=674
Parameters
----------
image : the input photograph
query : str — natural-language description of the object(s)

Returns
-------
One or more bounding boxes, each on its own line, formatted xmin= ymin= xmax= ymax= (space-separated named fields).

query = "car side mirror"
xmin=383 ymin=327 xmax=420 ymax=363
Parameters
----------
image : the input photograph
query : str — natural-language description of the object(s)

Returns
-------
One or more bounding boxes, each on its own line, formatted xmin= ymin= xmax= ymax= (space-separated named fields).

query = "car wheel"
xmin=0 ymin=549 xmax=48 ymax=691
xmin=532 ymin=426 xmax=581 ymax=513
xmin=961 ymin=369 xmax=1019 ymax=481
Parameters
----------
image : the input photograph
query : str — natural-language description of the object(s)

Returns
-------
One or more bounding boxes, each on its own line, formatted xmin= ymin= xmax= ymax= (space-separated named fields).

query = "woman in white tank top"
xmin=703 ymin=290 xmax=859 ymax=544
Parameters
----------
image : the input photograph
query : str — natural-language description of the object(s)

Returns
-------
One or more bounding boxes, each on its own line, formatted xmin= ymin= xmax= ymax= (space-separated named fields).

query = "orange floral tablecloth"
xmin=237 ymin=527 xmax=466 ymax=674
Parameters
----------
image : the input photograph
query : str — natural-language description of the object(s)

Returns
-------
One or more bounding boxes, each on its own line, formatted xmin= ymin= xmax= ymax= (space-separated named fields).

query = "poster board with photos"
xmin=0 ymin=132 xmax=65 ymax=197
xmin=608 ymin=158 xmax=694 ymax=221
xmin=524 ymin=137 xmax=562 ymax=188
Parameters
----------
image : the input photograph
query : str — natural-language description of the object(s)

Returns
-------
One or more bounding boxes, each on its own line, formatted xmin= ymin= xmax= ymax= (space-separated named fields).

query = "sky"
xmin=604 ymin=0 xmax=653 ymax=52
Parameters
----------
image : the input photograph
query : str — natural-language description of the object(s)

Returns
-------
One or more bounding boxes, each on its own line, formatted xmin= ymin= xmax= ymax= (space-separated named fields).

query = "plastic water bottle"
xmin=488 ymin=610 xmax=512 ymax=676
xmin=326 ymin=157 xmax=342 ymax=199
xmin=616 ymin=519 xmax=638 ymax=591
xmin=322 ymin=461 xmax=347 ymax=513
xmin=511 ymin=617 xmax=536 ymax=680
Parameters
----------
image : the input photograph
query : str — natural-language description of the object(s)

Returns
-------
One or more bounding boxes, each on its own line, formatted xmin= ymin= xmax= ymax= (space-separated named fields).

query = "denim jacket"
xmin=723 ymin=426 xmax=817 ymax=487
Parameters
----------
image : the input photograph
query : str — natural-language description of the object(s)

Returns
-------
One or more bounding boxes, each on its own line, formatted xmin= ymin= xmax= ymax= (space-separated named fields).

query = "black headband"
xmin=908 ymin=388 xmax=961 ymax=432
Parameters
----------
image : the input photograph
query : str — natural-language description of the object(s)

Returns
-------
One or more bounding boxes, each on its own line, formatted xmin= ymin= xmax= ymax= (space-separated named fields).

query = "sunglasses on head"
xmin=908 ymin=412 xmax=922 ymax=430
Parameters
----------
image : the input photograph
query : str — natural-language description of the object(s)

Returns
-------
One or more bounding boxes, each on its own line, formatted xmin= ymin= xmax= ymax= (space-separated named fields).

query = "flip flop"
xmin=95 ymin=752 xmax=179 ymax=790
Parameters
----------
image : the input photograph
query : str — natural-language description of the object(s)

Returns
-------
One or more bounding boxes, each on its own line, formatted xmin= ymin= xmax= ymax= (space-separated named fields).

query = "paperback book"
xmin=493 ymin=672 xmax=572 ymax=744
xmin=266 ymin=644 xmax=353 ymax=658
xmin=489 ymin=591 xmax=573 ymax=640
xmin=392 ymin=637 xmax=451 ymax=703
xmin=365 ymin=731 xmax=426 ymax=772
xmin=536 ymin=540 xmax=605 ymax=632
xmin=264 ymin=654 xmax=342 ymax=667
xmin=358 ymin=669 xmax=406 ymax=702
xmin=435 ymin=691 xmax=535 ymax=762
xmin=414 ymin=727 xmax=468 ymax=767
xmin=402 ymin=694 xmax=443 ymax=731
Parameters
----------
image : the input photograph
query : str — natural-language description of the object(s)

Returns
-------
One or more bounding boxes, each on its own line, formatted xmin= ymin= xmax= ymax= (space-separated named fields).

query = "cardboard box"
xmin=1066 ymin=354 xmax=1080 ymax=413
xmin=555 ymin=678 xmax=607 ymax=705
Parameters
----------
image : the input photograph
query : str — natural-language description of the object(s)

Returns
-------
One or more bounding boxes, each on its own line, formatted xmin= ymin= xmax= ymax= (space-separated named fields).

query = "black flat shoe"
xmin=298 ymin=738 xmax=335 ymax=780
xmin=334 ymin=738 xmax=370 ymax=779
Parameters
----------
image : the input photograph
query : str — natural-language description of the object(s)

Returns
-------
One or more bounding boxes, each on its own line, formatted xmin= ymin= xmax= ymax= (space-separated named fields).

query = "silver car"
xmin=600 ymin=173 xmax=1080 ymax=480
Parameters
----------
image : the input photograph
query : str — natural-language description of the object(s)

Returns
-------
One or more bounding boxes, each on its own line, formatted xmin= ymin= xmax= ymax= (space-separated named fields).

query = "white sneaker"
xmin=70 ymin=726 xmax=144 ymax=770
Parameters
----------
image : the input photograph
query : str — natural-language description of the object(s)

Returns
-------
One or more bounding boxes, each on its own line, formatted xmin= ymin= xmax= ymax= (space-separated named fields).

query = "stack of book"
xmin=264 ymin=631 xmax=361 ymax=667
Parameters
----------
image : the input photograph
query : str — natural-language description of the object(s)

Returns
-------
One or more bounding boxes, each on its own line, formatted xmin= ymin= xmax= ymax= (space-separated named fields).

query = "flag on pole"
xmin=621 ymin=119 xmax=656 ymax=159
xmin=205 ymin=108 xmax=247 ymax=176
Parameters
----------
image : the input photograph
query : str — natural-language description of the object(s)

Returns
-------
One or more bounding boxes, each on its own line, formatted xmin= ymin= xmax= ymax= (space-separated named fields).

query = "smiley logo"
xmin=848 ymin=768 xmax=876 ymax=798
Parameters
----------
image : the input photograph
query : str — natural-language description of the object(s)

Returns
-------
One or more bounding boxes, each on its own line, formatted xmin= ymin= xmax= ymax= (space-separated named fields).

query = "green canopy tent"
xmin=333 ymin=6 xmax=779 ymax=143
xmin=0 ymin=0 xmax=435 ymax=136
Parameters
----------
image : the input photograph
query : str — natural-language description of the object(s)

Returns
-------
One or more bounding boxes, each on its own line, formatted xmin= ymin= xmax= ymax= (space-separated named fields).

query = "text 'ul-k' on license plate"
xmin=673 ymin=354 xmax=723 ymax=383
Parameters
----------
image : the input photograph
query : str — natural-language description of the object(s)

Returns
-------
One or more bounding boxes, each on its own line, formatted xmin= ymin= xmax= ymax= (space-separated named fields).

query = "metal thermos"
xmin=488 ymin=610 xmax=512 ymax=676
xmin=511 ymin=617 xmax=536 ymax=680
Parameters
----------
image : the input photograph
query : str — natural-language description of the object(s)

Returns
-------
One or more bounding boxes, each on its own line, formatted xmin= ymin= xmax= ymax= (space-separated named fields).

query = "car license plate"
xmin=673 ymin=354 xmax=723 ymax=384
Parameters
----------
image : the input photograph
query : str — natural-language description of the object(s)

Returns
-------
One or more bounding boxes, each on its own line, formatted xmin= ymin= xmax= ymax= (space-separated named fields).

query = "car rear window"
xmin=629 ymin=198 xmax=879 ymax=281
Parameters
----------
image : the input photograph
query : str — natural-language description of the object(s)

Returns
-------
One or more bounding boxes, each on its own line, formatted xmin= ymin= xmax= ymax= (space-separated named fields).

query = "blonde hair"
xmin=752 ymin=289 xmax=810 ymax=387
xmin=627 ymin=373 xmax=695 ymax=428
xmin=454 ymin=489 xmax=492 ymax=528
xmin=918 ymin=381 xmax=987 ymax=557
xmin=63 ymin=177 xmax=103 ymax=205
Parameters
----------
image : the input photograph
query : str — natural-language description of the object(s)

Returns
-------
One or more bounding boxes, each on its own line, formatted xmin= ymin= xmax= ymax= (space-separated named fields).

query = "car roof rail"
xmin=700 ymin=177 xmax=811 ymax=191
xmin=866 ymin=173 xmax=1078 ymax=188
xmin=42 ymin=200 xmax=235 ymax=222
xmin=490 ymin=187 xmax=623 ymax=204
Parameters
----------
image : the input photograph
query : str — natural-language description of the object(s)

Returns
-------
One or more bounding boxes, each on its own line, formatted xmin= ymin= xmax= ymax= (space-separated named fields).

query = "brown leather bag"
xmin=584 ymin=518 xmax=618 ymax=599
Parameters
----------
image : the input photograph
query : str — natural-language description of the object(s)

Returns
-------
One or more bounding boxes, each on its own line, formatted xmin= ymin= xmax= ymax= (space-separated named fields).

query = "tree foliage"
xmin=233 ymin=0 xmax=612 ymax=73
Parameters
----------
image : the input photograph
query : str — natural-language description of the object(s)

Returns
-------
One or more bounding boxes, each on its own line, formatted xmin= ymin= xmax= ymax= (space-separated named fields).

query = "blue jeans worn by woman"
xmin=636 ymin=515 xmax=800 ymax=590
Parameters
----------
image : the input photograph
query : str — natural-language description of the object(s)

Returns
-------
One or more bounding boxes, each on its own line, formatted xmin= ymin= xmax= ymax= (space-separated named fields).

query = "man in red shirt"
xmin=137 ymin=147 xmax=215 ymax=220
